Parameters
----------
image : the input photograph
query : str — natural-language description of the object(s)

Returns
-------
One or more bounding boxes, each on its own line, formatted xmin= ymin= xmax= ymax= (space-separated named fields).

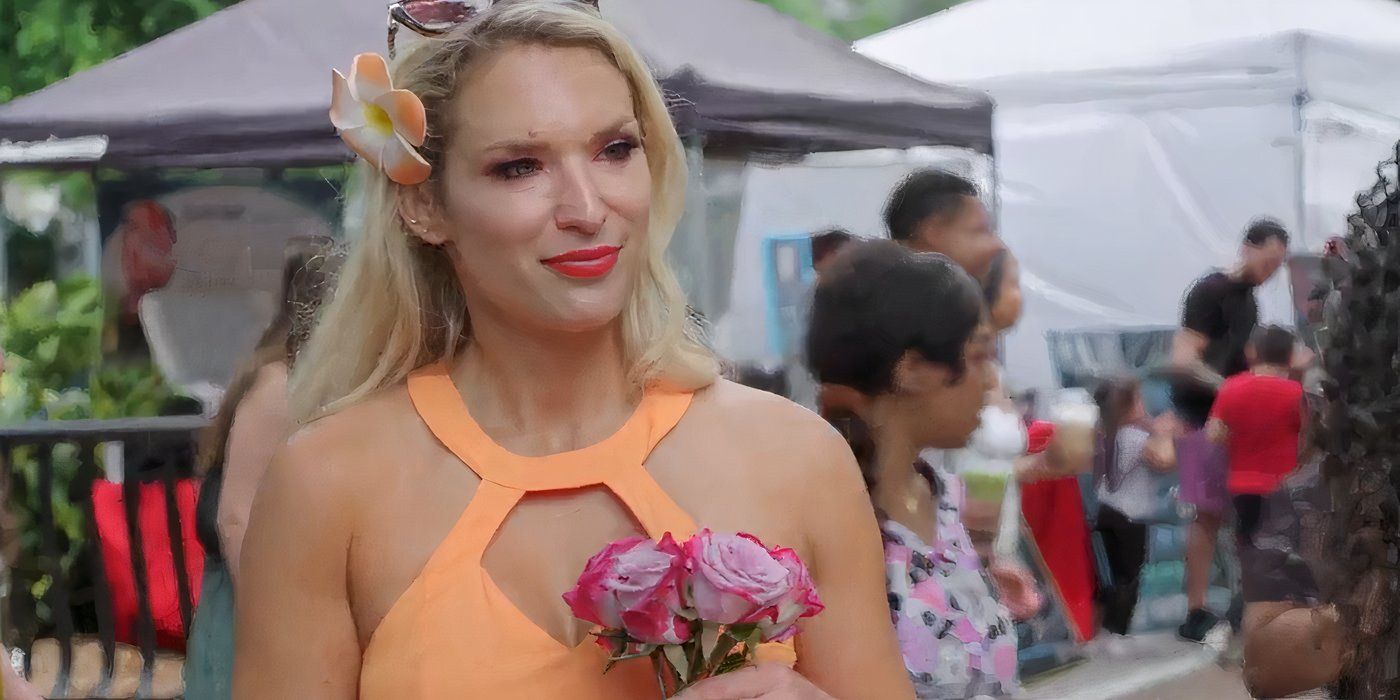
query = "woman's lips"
xmin=541 ymin=245 xmax=621 ymax=279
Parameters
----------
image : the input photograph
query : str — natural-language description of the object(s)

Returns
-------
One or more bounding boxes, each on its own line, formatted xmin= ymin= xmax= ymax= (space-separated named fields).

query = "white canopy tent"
xmin=857 ymin=0 xmax=1400 ymax=391
xmin=708 ymin=147 xmax=992 ymax=408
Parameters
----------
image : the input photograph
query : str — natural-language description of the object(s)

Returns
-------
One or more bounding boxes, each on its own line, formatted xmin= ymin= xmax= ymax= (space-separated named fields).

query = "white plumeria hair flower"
xmin=330 ymin=53 xmax=431 ymax=186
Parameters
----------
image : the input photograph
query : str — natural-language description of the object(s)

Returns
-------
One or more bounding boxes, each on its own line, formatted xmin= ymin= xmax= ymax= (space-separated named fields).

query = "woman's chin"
xmin=538 ymin=302 xmax=627 ymax=335
xmin=928 ymin=436 xmax=974 ymax=452
xmin=937 ymin=429 xmax=979 ymax=451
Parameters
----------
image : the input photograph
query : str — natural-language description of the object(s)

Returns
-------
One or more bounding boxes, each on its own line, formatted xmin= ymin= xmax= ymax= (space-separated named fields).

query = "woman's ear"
xmin=820 ymin=384 xmax=870 ymax=415
xmin=892 ymin=350 xmax=949 ymax=395
xmin=397 ymin=184 xmax=450 ymax=246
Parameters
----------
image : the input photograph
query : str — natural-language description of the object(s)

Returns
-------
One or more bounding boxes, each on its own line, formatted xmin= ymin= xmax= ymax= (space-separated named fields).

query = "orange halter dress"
xmin=358 ymin=366 xmax=794 ymax=698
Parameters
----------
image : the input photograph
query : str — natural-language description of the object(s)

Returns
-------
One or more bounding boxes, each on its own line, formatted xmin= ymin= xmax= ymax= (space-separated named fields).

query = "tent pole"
xmin=1289 ymin=33 xmax=1308 ymax=337
xmin=83 ymin=167 xmax=101 ymax=282
xmin=676 ymin=132 xmax=711 ymax=313
xmin=1292 ymin=33 xmax=1308 ymax=249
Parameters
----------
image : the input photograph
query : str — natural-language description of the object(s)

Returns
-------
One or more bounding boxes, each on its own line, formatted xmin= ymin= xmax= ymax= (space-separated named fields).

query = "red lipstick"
xmin=541 ymin=245 xmax=621 ymax=279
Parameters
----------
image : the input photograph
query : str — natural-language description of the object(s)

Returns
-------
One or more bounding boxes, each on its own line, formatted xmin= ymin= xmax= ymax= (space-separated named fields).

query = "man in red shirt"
xmin=1206 ymin=325 xmax=1305 ymax=539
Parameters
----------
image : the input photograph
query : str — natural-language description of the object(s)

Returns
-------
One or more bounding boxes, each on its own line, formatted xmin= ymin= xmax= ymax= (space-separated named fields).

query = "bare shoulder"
xmin=692 ymin=378 xmax=842 ymax=440
xmin=680 ymin=381 xmax=875 ymax=565
xmin=235 ymin=361 xmax=290 ymax=421
xmin=254 ymin=360 xmax=289 ymax=391
xmin=275 ymin=383 xmax=426 ymax=502
xmin=688 ymin=379 xmax=854 ymax=480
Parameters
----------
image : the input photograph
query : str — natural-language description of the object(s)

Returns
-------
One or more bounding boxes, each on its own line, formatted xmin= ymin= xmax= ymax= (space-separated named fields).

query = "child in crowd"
xmin=1091 ymin=378 xmax=1177 ymax=646
xmin=1207 ymin=325 xmax=1305 ymax=540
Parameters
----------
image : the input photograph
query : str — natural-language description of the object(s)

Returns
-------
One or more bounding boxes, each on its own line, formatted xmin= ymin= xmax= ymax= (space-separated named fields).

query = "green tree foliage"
xmin=0 ymin=277 xmax=102 ymax=406
xmin=0 ymin=285 xmax=184 ymax=641
xmin=1 ymin=0 xmax=239 ymax=102
xmin=0 ymin=275 xmax=175 ymax=423
xmin=0 ymin=276 xmax=178 ymax=637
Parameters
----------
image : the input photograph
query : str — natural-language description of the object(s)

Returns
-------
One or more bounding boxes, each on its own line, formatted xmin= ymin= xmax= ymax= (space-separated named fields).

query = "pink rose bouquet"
xmin=563 ymin=529 xmax=824 ymax=695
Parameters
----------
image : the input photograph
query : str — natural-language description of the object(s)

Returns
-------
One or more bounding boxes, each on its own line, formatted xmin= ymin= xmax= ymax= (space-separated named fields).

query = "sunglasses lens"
xmin=400 ymin=0 xmax=477 ymax=31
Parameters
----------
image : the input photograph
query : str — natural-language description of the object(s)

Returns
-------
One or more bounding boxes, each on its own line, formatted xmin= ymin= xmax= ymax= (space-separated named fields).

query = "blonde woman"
xmin=233 ymin=2 xmax=910 ymax=698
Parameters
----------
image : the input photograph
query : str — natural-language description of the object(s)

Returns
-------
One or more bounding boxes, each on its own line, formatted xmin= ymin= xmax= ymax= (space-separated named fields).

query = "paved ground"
xmin=1021 ymin=630 xmax=1252 ymax=699
xmin=1119 ymin=665 xmax=1251 ymax=700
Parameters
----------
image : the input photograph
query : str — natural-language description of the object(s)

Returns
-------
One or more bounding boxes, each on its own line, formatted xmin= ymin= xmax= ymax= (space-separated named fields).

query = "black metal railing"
xmin=0 ymin=416 xmax=207 ymax=699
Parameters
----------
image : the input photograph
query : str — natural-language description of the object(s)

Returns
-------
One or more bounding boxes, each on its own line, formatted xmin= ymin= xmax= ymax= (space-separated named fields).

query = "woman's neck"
xmin=866 ymin=409 xmax=935 ymax=532
xmin=452 ymin=317 xmax=633 ymax=453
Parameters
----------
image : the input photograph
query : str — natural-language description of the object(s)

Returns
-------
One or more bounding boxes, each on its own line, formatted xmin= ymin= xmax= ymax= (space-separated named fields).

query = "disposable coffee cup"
xmin=1045 ymin=389 xmax=1099 ymax=475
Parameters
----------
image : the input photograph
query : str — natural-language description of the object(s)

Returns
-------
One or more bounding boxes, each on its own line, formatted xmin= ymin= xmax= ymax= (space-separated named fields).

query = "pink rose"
xmin=563 ymin=534 xmax=693 ymax=645
xmin=683 ymin=530 xmax=790 ymax=624
xmin=615 ymin=534 xmax=692 ymax=645
xmin=565 ymin=535 xmax=647 ymax=629
xmin=749 ymin=546 xmax=824 ymax=642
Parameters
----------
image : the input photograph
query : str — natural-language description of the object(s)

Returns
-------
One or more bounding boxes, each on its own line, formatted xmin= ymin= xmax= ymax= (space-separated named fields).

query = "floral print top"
xmin=882 ymin=464 xmax=1019 ymax=699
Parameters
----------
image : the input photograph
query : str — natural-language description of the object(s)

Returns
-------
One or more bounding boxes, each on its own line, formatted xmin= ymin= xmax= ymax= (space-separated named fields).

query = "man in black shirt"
xmin=1170 ymin=219 xmax=1291 ymax=642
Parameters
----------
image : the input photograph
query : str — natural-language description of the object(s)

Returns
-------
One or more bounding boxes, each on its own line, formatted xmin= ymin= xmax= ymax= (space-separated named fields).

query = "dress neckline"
xmin=407 ymin=364 xmax=666 ymax=491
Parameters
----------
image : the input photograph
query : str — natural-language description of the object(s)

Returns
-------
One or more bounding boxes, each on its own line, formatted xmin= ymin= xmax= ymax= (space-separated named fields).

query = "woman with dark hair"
xmin=1320 ymin=161 xmax=1400 ymax=697
xmin=807 ymin=240 xmax=1018 ymax=698
xmin=184 ymin=238 xmax=334 ymax=699
xmin=945 ymin=250 xmax=1040 ymax=621
xmin=1236 ymin=149 xmax=1400 ymax=700
xmin=810 ymin=228 xmax=856 ymax=279
xmin=988 ymin=247 xmax=1098 ymax=644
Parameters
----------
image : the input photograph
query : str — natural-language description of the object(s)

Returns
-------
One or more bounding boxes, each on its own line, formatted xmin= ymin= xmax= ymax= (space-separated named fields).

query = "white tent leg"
xmin=1293 ymin=33 xmax=1310 ymax=250
xmin=672 ymin=134 xmax=711 ymax=315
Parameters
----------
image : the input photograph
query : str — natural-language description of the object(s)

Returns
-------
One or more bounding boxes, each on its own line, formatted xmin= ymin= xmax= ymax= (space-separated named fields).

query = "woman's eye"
xmin=493 ymin=159 xmax=540 ymax=179
xmin=601 ymin=139 xmax=638 ymax=161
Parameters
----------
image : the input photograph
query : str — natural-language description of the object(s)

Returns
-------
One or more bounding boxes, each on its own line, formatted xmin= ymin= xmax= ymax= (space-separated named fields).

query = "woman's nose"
xmin=553 ymin=161 xmax=605 ymax=236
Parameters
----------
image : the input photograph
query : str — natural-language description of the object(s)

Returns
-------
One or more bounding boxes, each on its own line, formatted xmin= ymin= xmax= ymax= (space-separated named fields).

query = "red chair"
xmin=91 ymin=479 xmax=204 ymax=651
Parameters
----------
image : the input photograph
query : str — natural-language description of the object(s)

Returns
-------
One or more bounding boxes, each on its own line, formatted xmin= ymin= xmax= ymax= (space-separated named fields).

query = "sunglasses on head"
xmin=388 ymin=0 xmax=600 ymax=58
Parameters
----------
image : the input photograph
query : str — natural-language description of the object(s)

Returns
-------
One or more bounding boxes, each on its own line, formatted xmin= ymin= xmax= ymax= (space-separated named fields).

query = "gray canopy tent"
xmin=0 ymin=0 xmax=992 ymax=168
xmin=0 ymin=0 xmax=998 ymax=412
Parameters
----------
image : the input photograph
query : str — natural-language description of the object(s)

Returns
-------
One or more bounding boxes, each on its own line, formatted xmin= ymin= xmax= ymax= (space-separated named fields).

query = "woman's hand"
xmin=1014 ymin=453 xmax=1065 ymax=483
xmin=1042 ymin=429 xmax=1094 ymax=477
xmin=676 ymin=664 xmax=836 ymax=700
xmin=1151 ymin=412 xmax=1183 ymax=437
xmin=1 ymin=648 xmax=45 ymax=700
xmin=988 ymin=562 xmax=1042 ymax=622
xmin=1143 ymin=434 xmax=1177 ymax=473
xmin=1143 ymin=413 xmax=1181 ymax=473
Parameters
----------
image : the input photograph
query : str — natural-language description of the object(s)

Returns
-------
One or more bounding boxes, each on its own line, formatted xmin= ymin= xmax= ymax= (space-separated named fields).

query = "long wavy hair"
xmin=1317 ymin=141 xmax=1400 ymax=698
xmin=1091 ymin=376 xmax=1140 ymax=494
xmin=290 ymin=1 xmax=715 ymax=421
xmin=195 ymin=237 xmax=336 ymax=561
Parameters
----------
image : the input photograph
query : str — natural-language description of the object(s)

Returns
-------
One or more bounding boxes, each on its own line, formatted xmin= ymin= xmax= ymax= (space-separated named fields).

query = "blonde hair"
xmin=291 ymin=1 xmax=717 ymax=421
